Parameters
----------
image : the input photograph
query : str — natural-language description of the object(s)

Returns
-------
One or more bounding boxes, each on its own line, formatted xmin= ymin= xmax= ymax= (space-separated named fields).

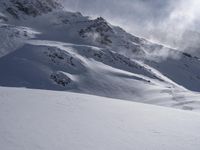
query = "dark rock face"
xmin=43 ymin=47 xmax=76 ymax=67
xmin=50 ymin=72 xmax=71 ymax=87
xmin=79 ymin=17 xmax=113 ymax=45
xmin=2 ymin=0 xmax=62 ymax=18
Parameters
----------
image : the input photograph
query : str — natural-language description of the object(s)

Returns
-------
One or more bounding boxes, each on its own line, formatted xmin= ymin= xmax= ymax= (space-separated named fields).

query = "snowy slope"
xmin=0 ymin=23 xmax=39 ymax=57
xmin=0 ymin=87 xmax=200 ymax=150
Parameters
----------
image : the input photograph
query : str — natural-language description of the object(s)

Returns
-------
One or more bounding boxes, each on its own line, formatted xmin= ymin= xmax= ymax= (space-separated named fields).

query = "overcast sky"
xmin=63 ymin=0 xmax=200 ymax=46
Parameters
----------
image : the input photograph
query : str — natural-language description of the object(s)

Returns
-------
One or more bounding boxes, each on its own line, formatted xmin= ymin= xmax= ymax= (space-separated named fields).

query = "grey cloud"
xmin=63 ymin=0 xmax=173 ymax=23
xmin=62 ymin=0 xmax=200 ymax=51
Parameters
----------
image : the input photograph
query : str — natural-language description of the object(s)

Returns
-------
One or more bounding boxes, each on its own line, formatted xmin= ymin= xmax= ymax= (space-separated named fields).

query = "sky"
xmin=63 ymin=0 xmax=200 ymax=48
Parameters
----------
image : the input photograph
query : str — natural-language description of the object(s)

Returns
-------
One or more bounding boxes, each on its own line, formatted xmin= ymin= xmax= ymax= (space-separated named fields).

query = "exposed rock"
xmin=50 ymin=72 xmax=71 ymax=87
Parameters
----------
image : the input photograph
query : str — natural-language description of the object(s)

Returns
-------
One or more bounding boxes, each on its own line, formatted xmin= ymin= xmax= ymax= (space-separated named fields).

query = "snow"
xmin=0 ymin=24 xmax=39 ymax=57
xmin=146 ymin=53 xmax=200 ymax=92
xmin=0 ymin=86 xmax=200 ymax=150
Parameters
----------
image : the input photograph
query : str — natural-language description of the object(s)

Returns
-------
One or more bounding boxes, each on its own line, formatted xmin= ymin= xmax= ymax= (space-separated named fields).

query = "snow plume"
xmin=85 ymin=32 xmax=101 ymax=43
xmin=145 ymin=47 xmax=181 ymax=62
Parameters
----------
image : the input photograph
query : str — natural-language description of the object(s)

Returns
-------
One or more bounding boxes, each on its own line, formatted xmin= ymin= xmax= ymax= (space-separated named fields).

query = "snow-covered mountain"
xmin=0 ymin=0 xmax=200 ymax=111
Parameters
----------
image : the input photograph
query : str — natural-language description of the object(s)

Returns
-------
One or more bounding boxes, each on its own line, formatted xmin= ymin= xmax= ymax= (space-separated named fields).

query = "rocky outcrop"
xmin=1 ymin=0 xmax=62 ymax=18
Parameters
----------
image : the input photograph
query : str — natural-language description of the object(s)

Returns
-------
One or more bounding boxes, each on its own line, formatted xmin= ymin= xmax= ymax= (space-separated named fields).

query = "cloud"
xmin=146 ymin=0 xmax=200 ymax=49
xmin=62 ymin=0 xmax=173 ymax=27
xmin=62 ymin=0 xmax=200 ymax=54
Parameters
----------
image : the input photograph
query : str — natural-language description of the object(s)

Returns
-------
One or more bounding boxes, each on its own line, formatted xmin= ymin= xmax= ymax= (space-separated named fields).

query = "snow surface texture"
xmin=0 ymin=87 xmax=200 ymax=150
xmin=0 ymin=0 xmax=200 ymax=112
